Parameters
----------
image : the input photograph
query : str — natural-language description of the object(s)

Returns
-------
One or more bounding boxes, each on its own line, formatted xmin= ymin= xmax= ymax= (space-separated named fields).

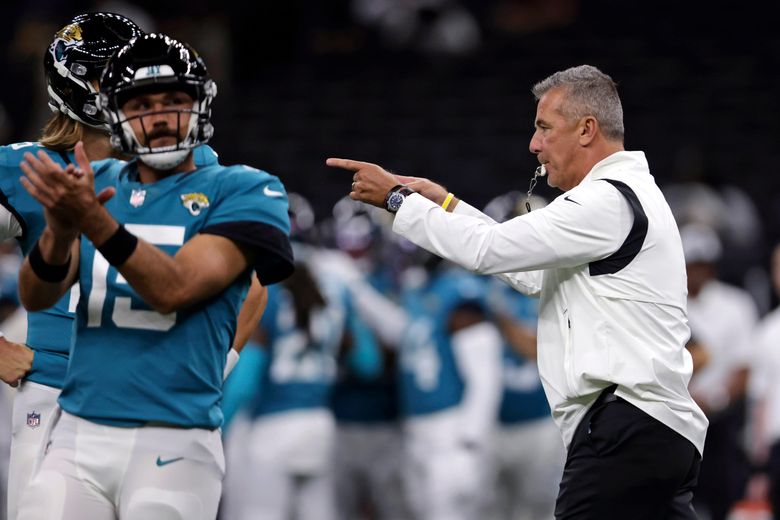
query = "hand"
xmin=0 ymin=337 xmax=34 ymax=387
xmin=326 ymin=158 xmax=400 ymax=208
xmin=20 ymin=141 xmax=115 ymax=234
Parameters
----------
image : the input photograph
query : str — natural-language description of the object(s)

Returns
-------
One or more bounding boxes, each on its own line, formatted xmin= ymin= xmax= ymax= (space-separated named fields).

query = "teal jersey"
xmin=250 ymin=279 xmax=345 ymax=417
xmin=488 ymin=280 xmax=550 ymax=424
xmin=193 ymin=144 xmax=219 ymax=166
xmin=59 ymin=158 xmax=293 ymax=428
xmin=331 ymin=270 xmax=400 ymax=423
xmin=0 ymin=142 xmax=77 ymax=388
xmin=0 ymin=143 xmax=224 ymax=389
xmin=399 ymin=268 xmax=488 ymax=416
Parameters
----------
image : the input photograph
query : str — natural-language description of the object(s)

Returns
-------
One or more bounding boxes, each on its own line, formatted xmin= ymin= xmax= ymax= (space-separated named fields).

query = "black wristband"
xmin=29 ymin=240 xmax=71 ymax=283
xmin=97 ymin=225 xmax=138 ymax=266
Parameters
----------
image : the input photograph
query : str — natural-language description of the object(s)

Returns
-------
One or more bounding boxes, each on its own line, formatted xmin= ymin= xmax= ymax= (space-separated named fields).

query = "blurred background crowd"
xmin=2 ymin=1 xmax=780 ymax=519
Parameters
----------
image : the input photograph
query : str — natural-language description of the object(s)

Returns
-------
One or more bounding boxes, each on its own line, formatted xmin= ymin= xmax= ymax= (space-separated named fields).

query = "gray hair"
xmin=532 ymin=65 xmax=624 ymax=142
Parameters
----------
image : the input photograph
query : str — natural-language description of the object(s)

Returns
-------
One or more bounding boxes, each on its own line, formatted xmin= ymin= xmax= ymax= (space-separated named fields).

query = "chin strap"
xmin=138 ymin=149 xmax=190 ymax=170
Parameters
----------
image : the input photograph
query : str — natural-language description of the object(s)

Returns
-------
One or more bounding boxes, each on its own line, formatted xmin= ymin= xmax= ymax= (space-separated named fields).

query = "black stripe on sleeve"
xmin=0 ymin=189 xmax=27 ymax=241
xmin=200 ymin=221 xmax=294 ymax=285
xmin=588 ymin=179 xmax=648 ymax=276
xmin=57 ymin=151 xmax=71 ymax=165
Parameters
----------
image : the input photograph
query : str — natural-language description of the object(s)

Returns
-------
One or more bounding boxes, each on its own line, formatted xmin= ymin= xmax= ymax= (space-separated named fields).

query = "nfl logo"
xmin=130 ymin=189 xmax=147 ymax=207
xmin=26 ymin=411 xmax=41 ymax=429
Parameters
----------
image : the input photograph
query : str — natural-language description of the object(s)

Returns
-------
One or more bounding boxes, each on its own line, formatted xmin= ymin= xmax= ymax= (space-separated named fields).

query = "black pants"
xmin=555 ymin=387 xmax=701 ymax=519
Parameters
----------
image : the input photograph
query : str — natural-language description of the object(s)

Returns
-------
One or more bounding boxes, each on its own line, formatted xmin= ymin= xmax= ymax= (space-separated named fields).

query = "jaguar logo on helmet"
xmin=44 ymin=13 xmax=141 ymax=129
xmin=54 ymin=23 xmax=83 ymax=43
xmin=51 ymin=24 xmax=85 ymax=67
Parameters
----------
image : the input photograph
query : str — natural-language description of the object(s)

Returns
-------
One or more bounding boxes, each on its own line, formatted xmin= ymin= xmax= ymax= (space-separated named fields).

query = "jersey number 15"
xmin=85 ymin=224 xmax=185 ymax=331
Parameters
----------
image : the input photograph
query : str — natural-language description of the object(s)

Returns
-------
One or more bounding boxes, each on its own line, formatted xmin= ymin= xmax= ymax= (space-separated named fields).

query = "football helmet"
xmin=99 ymin=33 xmax=217 ymax=169
xmin=288 ymin=192 xmax=317 ymax=243
xmin=44 ymin=12 xmax=142 ymax=130
xmin=331 ymin=196 xmax=386 ymax=254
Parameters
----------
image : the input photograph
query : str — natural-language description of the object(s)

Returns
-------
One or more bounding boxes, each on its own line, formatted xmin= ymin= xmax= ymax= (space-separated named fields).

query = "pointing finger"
xmin=325 ymin=158 xmax=373 ymax=172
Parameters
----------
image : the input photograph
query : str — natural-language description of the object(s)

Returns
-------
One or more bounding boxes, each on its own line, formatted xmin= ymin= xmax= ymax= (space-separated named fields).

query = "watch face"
xmin=387 ymin=192 xmax=405 ymax=213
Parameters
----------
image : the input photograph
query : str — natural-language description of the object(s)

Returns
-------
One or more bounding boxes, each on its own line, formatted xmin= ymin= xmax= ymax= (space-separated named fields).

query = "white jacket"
xmin=393 ymin=151 xmax=708 ymax=455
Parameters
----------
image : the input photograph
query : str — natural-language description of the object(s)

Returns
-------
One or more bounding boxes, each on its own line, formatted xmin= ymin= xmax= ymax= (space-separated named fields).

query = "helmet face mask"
xmin=99 ymin=33 xmax=217 ymax=169
xmin=44 ymin=12 xmax=142 ymax=130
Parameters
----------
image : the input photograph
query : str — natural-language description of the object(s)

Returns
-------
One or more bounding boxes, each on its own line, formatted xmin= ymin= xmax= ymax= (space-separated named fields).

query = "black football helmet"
xmin=98 ymin=33 xmax=217 ymax=169
xmin=44 ymin=12 xmax=142 ymax=129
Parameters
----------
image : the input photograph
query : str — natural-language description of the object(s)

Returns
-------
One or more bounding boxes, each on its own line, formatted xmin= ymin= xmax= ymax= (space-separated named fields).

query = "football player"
xmin=0 ymin=15 xmax=267 ymax=520
xmin=0 ymin=14 xmax=142 ymax=520
xmin=15 ymin=33 xmax=293 ymax=520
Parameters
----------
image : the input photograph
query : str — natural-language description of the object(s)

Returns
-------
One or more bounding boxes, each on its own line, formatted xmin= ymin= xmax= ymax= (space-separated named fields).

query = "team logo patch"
xmin=130 ymin=189 xmax=147 ymax=207
xmin=26 ymin=411 xmax=41 ymax=429
xmin=181 ymin=193 xmax=210 ymax=216
xmin=55 ymin=23 xmax=83 ymax=43
xmin=51 ymin=23 xmax=83 ymax=64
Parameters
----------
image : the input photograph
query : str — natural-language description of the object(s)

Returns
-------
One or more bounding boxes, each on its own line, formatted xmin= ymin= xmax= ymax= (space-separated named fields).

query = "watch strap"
xmin=383 ymin=184 xmax=415 ymax=213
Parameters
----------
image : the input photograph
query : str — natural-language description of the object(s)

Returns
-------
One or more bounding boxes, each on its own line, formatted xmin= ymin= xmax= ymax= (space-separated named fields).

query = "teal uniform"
xmin=58 ymin=157 xmax=292 ymax=428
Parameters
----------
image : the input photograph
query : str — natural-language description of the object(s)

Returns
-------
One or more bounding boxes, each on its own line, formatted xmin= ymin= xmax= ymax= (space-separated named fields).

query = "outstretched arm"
xmin=325 ymin=157 xmax=461 ymax=210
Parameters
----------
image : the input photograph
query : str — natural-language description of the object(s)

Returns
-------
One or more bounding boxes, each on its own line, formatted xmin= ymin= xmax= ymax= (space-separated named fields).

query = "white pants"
xmin=8 ymin=381 xmax=60 ymax=520
xmin=333 ymin=423 xmax=410 ymax=520
xmin=1 ymin=385 xmax=14 ymax=520
xmin=403 ymin=409 xmax=493 ymax=520
xmin=16 ymin=411 xmax=224 ymax=520
xmin=222 ymin=409 xmax=336 ymax=520
xmin=491 ymin=417 xmax=566 ymax=520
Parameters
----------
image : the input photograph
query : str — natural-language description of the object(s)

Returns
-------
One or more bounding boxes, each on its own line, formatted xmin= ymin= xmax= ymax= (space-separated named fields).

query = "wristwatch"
xmin=384 ymin=184 xmax=415 ymax=214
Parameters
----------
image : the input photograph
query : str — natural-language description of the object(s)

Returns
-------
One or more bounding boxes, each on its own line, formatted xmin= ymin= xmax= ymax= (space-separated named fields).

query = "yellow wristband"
xmin=441 ymin=192 xmax=454 ymax=211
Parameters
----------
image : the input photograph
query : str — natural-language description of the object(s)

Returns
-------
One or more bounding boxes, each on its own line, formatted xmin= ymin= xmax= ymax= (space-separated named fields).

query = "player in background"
xmin=225 ymin=263 xmax=345 ymax=520
xmin=323 ymin=197 xmax=409 ymax=520
xmin=681 ymin=223 xmax=758 ymax=520
xmin=0 ymin=15 xmax=267 ymax=520
xmin=398 ymin=260 xmax=503 ymax=520
xmin=749 ymin=243 xmax=780 ymax=517
xmin=15 ymin=32 xmax=293 ymax=520
xmin=222 ymin=194 xmax=344 ymax=520
xmin=332 ymin=249 xmax=504 ymax=520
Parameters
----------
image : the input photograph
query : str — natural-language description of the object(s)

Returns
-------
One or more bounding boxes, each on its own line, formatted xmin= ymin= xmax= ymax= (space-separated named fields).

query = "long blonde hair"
xmin=38 ymin=112 xmax=85 ymax=151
